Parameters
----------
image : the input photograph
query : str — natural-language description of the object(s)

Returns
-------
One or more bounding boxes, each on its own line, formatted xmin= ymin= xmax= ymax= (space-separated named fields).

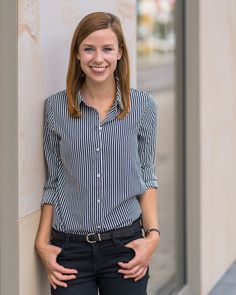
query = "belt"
xmin=52 ymin=218 xmax=142 ymax=244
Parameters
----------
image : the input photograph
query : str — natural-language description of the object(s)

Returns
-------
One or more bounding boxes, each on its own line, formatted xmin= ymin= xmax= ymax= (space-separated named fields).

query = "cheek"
xmin=80 ymin=55 xmax=92 ymax=64
xmin=105 ymin=55 xmax=119 ymax=65
xmin=111 ymin=59 xmax=118 ymax=69
xmin=79 ymin=57 xmax=92 ymax=72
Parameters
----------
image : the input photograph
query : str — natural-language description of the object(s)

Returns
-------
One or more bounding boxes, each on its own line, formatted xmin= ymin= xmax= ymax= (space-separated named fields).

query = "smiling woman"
xmin=66 ymin=12 xmax=130 ymax=120
xmin=78 ymin=29 xmax=121 ymax=81
xmin=77 ymin=29 xmax=122 ymax=121
xmin=35 ymin=11 xmax=160 ymax=295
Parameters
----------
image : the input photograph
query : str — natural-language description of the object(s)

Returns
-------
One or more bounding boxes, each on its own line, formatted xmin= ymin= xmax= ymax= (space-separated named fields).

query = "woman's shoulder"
xmin=45 ymin=89 xmax=68 ymax=107
xmin=130 ymin=87 xmax=157 ymax=109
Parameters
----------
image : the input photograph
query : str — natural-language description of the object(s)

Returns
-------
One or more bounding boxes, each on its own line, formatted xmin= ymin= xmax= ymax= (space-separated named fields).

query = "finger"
xmin=48 ymin=277 xmax=57 ymax=290
xmin=50 ymin=282 xmax=57 ymax=290
xmin=53 ymin=272 xmax=76 ymax=281
xmin=118 ymin=256 xmax=140 ymax=270
xmin=50 ymin=262 xmax=78 ymax=274
xmin=50 ymin=275 xmax=68 ymax=288
xmin=124 ymin=268 xmax=145 ymax=279
xmin=118 ymin=265 xmax=141 ymax=275
xmin=60 ymin=274 xmax=77 ymax=281
xmin=134 ymin=270 xmax=147 ymax=281
xmin=52 ymin=271 xmax=77 ymax=281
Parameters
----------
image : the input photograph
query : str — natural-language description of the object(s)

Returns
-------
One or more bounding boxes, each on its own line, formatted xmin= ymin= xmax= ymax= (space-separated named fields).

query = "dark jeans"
xmin=50 ymin=224 xmax=149 ymax=295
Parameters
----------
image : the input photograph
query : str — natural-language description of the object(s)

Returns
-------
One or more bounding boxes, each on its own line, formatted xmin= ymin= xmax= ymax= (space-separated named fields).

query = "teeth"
xmin=91 ymin=67 xmax=106 ymax=72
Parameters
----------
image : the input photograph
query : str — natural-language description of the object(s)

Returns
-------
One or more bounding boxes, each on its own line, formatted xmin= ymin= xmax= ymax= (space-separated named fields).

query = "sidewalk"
xmin=209 ymin=260 xmax=236 ymax=295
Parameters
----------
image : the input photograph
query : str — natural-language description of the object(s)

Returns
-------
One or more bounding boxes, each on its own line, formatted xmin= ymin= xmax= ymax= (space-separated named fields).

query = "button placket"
xmin=96 ymin=124 xmax=103 ymax=228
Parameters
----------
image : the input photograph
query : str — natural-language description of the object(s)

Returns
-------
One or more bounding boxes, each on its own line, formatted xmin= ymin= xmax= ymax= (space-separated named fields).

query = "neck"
xmin=82 ymin=77 xmax=116 ymax=102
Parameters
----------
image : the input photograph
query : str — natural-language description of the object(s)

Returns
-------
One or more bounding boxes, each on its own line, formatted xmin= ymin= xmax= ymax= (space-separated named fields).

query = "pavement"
xmin=209 ymin=260 xmax=236 ymax=295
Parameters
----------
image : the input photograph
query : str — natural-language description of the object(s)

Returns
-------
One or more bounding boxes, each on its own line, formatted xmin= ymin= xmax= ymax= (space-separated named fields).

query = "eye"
xmin=103 ymin=47 xmax=113 ymax=52
xmin=84 ymin=47 xmax=94 ymax=52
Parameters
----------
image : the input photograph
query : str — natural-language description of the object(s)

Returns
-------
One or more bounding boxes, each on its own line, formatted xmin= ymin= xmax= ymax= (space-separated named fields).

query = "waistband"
xmin=52 ymin=218 xmax=143 ymax=244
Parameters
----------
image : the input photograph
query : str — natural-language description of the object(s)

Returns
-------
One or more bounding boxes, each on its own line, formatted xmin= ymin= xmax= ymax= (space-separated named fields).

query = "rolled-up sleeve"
xmin=138 ymin=95 xmax=158 ymax=189
xmin=41 ymin=98 xmax=60 ymax=205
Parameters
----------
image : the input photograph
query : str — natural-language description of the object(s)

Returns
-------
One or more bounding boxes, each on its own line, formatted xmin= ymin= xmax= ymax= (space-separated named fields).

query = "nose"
xmin=93 ymin=50 xmax=103 ymax=63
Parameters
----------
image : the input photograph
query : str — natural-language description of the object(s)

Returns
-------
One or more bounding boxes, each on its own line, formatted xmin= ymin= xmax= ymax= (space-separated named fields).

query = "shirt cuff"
xmin=41 ymin=189 xmax=57 ymax=206
xmin=144 ymin=180 xmax=159 ymax=189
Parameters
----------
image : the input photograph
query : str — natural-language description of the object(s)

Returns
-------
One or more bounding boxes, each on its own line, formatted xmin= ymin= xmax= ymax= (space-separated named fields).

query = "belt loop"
xmin=110 ymin=231 xmax=118 ymax=245
xmin=139 ymin=215 xmax=143 ymax=227
xmin=139 ymin=216 xmax=145 ymax=237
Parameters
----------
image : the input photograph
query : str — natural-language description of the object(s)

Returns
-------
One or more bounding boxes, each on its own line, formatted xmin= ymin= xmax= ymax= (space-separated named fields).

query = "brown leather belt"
xmin=52 ymin=218 xmax=142 ymax=244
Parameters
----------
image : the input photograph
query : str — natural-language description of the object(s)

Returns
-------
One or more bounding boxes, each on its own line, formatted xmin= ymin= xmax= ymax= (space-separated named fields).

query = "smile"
xmin=90 ymin=66 xmax=108 ymax=73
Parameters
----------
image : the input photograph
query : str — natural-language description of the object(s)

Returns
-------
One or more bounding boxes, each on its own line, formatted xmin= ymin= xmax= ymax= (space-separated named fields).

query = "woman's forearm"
xmin=35 ymin=204 xmax=54 ymax=248
xmin=139 ymin=188 xmax=159 ymax=239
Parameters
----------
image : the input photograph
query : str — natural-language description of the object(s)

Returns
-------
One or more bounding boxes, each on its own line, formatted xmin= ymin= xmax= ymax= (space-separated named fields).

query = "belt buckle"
xmin=86 ymin=233 xmax=101 ymax=243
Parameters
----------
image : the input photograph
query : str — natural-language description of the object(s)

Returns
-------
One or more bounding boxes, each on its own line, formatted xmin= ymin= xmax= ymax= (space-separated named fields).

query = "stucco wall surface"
xmin=200 ymin=0 xmax=236 ymax=293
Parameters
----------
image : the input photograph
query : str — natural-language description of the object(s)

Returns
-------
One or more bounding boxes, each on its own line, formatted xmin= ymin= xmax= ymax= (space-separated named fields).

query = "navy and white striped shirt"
xmin=42 ymin=87 xmax=158 ymax=234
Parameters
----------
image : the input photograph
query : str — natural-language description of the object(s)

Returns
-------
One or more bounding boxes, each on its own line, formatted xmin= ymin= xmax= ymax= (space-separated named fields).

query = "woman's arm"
xmin=118 ymin=94 xmax=160 ymax=281
xmin=139 ymin=188 xmax=159 ymax=233
xmin=36 ymin=99 xmax=77 ymax=289
xmin=35 ymin=204 xmax=54 ymax=245
xmin=35 ymin=204 xmax=78 ymax=290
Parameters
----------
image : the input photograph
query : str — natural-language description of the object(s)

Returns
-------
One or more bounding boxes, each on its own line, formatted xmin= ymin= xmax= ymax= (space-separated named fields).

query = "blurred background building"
xmin=1 ymin=1 xmax=236 ymax=295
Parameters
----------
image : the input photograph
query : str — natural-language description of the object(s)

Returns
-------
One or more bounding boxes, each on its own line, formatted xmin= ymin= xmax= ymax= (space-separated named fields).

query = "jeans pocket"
xmin=114 ymin=231 xmax=143 ymax=252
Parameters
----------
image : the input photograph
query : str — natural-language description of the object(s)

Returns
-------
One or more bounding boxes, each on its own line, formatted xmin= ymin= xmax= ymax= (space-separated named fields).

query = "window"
xmin=137 ymin=1 xmax=185 ymax=293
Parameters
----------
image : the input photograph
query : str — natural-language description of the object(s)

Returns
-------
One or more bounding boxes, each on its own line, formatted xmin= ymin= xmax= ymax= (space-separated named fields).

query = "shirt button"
xmin=96 ymin=147 xmax=99 ymax=152
xmin=99 ymin=126 xmax=102 ymax=131
xmin=97 ymin=199 xmax=100 ymax=203
xmin=97 ymin=225 xmax=101 ymax=229
xmin=97 ymin=173 xmax=100 ymax=178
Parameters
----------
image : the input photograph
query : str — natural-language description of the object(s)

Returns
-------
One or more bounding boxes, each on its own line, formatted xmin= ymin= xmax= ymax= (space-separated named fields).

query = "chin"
xmin=87 ymin=73 xmax=115 ymax=84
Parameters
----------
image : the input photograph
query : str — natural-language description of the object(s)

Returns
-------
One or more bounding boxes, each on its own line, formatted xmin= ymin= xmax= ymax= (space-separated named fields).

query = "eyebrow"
xmin=82 ymin=44 xmax=116 ymax=47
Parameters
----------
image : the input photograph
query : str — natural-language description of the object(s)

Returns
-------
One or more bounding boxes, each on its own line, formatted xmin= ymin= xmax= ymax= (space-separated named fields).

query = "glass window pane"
xmin=137 ymin=1 xmax=185 ymax=294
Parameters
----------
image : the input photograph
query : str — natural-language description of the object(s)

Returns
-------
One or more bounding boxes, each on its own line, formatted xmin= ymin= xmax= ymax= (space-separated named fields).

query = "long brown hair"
xmin=66 ymin=12 xmax=130 ymax=119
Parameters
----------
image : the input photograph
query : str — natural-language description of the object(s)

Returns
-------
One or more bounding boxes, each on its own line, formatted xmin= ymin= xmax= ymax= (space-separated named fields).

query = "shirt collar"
xmin=77 ymin=89 xmax=84 ymax=105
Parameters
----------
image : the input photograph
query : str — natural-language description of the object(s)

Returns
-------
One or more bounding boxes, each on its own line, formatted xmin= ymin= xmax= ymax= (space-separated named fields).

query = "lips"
xmin=90 ymin=66 xmax=108 ymax=73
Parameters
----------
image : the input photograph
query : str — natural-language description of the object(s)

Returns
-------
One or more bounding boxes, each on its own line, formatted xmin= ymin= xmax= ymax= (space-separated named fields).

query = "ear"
xmin=117 ymin=49 xmax=122 ymax=60
xmin=76 ymin=53 xmax=80 ymax=60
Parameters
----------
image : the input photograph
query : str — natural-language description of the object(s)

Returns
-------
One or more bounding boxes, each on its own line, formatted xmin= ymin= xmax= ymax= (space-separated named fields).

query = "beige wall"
xmin=18 ymin=1 xmax=136 ymax=294
xmin=200 ymin=0 xmax=236 ymax=293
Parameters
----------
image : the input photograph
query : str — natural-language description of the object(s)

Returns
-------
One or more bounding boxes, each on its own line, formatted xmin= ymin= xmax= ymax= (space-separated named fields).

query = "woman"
xmin=35 ymin=12 xmax=160 ymax=295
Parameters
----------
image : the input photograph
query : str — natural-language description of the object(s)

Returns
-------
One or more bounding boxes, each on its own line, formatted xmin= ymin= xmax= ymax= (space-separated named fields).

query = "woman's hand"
xmin=118 ymin=233 xmax=160 ymax=281
xmin=36 ymin=242 xmax=78 ymax=290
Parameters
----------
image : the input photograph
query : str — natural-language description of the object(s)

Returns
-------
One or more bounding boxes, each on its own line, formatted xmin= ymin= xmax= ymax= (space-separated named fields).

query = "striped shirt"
xmin=42 ymin=86 xmax=158 ymax=234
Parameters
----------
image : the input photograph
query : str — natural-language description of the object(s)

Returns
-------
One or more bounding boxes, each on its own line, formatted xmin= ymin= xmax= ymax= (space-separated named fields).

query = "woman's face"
xmin=77 ymin=28 xmax=122 ymax=85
